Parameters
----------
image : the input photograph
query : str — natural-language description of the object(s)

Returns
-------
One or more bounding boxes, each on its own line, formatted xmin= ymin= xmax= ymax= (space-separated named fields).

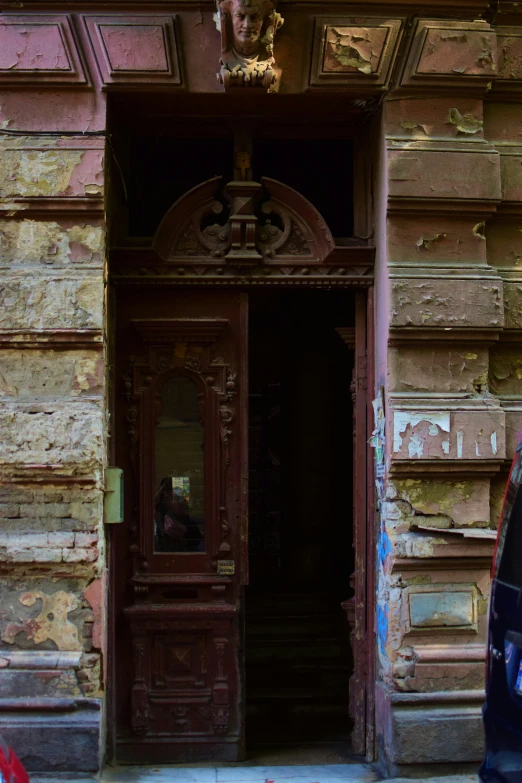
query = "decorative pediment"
xmin=153 ymin=176 xmax=335 ymax=264
xmin=132 ymin=318 xmax=229 ymax=345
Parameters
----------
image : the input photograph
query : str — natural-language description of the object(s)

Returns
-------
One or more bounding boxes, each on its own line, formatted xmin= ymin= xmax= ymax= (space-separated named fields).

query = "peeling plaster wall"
xmin=0 ymin=90 xmax=107 ymax=774
xmin=374 ymin=17 xmax=522 ymax=770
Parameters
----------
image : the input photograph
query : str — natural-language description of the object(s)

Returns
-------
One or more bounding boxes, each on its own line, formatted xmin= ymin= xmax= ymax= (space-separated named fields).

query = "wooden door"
xmin=113 ymin=289 xmax=248 ymax=763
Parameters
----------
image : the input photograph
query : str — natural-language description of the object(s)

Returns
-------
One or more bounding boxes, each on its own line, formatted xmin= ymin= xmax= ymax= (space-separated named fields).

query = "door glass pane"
xmin=154 ymin=376 xmax=205 ymax=553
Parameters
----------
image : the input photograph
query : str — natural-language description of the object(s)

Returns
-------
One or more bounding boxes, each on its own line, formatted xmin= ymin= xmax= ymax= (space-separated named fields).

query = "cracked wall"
xmin=0 ymin=88 xmax=107 ymax=774
xmin=374 ymin=17 xmax=522 ymax=767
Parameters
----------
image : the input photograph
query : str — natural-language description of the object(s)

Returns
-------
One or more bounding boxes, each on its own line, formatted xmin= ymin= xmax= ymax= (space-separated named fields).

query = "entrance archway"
xmin=109 ymin=172 xmax=374 ymax=762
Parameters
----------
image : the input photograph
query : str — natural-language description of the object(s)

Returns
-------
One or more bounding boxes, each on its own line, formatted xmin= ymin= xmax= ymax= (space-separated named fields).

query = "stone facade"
xmin=0 ymin=77 xmax=107 ymax=771
xmin=0 ymin=0 xmax=521 ymax=776
xmin=374 ymin=6 xmax=522 ymax=773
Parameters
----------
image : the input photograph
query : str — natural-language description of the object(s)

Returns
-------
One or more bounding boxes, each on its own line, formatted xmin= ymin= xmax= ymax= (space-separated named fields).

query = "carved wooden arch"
xmin=153 ymin=176 xmax=335 ymax=264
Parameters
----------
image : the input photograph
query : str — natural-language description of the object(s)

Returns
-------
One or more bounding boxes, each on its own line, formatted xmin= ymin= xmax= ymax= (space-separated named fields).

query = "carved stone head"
xmin=230 ymin=1 xmax=266 ymax=56
xmin=218 ymin=0 xmax=275 ymax=56
xmin=216 ymin=0 xmax=283 ymax=90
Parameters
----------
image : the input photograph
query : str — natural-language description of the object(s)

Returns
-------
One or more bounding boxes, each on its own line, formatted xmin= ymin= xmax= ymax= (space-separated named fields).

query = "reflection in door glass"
xmin=154 ymin=376 xmax=205 ymax=553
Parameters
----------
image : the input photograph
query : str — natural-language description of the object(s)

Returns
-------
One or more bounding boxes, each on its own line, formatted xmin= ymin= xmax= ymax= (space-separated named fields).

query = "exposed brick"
xmin=0 ymin=533 xmax=48 ymax=548
xmin=0 ymin=505 xmax=20 ymax=518
xmin=34 ymin=548 xmax=63 ymax=563
xmin=60 ymin=518 xmax=94 ymax=532
xmin=62 ymin=548 xmax=98 ymax=563
xmin=74 ymin=533 xmax=98 ymax=548
xmin=48 ymin=532 xmax=75 ymax=548
xmin=0 ymin=488 xmax=33 ymax=503
xmin=19 ymin=503 xmax=72 ymax=519
xmin=9 ymin=548 xmax=38 ymax=562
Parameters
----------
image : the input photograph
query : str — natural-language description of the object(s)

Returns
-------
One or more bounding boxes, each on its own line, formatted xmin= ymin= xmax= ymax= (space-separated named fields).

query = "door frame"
xmin=106 ymin=281 xmax=375 ymax=763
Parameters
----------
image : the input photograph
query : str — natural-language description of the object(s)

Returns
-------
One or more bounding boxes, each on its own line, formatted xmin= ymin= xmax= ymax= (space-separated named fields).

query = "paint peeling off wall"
xmin=391 ymin=408 xmax=505 ymax=461
xmin=324 ymin=26 xmax=388 ymax=74
xmin=393 ymin=412 xmax=450 ymax=456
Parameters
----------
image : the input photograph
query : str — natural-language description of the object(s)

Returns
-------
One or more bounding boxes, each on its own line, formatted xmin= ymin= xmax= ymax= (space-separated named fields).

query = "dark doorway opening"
xmin=246 ymin=290 xmax=355 ymax=760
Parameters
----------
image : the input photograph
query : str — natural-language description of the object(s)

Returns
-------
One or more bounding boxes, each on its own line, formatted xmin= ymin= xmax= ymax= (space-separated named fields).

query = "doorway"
xmin=246 ymin=290 xmax=355 ymax=756
xmin=107 ymin=103 xmax=374 ymax=759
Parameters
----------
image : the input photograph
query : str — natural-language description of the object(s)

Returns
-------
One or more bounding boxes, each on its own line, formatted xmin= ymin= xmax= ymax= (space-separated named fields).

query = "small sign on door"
xmin=217 ymin=560 xmax=235 ymax=575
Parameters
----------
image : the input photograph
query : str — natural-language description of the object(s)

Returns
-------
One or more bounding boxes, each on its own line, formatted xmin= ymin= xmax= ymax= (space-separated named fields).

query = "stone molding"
xmin=400 ymin=20 xmax=496 ymax=91
xmin=0 ymin=12 xmax=519 ymax=95
xmin=310 ymin=16 xmax=403 ymax=91
xmin=83 ymin=15 xmax=181 ymax=87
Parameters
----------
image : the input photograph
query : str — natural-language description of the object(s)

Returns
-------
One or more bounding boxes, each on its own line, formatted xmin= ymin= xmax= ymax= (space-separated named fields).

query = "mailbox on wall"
xmin=104 ymin=467 xmax=124 ymax=524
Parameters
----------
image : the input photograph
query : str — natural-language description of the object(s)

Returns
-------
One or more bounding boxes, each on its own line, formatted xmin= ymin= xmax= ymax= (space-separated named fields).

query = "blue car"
xmin=481 ymin=442 xmax=522 ymax=782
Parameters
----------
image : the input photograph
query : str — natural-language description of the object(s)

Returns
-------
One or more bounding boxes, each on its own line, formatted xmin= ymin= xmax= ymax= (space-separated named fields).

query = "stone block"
xmin=499 ymin=152 xmax=522 ymax=203
xmin=0 ymin=15 xmax=88 ymax=86
xmin=388 ymin=345 xmax=488 ymax=394
xmin=409 ymin=590 xmax=474 ymax=628
xmin=391 ymin=405 xmax=505 ymax=461
xmin=0 ymin=582 xmax=88 ymax=651
xmin=63 ymin=548 xmax=98 ymax=563
xmin=486 ymin=217 xmax=522 ymax=269
xmin=0 ymin=148 xmax=104 ymax=199
xmin=501 ymin=403 xmax=522 ymax=457
xmin=74 ymin=533 xmax=98 ymax=547
xmin=405 ymin=661 xmax=484 ymax=692
xmin=387 ymin=214 xmax=487 ymax=266
xmin=0 ymin=488 xmax=32 ymax=503
xmin=490 ymin=345 xmax=522 ymax=395
xmin=0 ymin=703 xmax=101 ymax=772
xmin=491 ymin=469 xmax=511 ymax=527
xmin=34 ymin=548 xmax=64 ymax=563
xmin=19 ymin=503 xmax=71 ymax=518
xmin=388 ymin=149 xmax=501 ymax=202
xmin=83 ymin=15 xmax=181 ymax=87
xmin=0 ymin=533 xmax=47 ymax=548
xmin=388 ymin=477 xmax=490 ymax=527
xmin=390 ymin=277 xmax=503 ymax=329
xmin=48 ymin=532 xmax=75 ymax=548
xmin=484 ymin=101 xmax=522 ymax=142
xmin=391 ymin=701 xmax=484 ymax=764
xmin=0 ymin=275 xmax=103 ymax=330
xmin=0 ymin=219 xmax=105 ymax=266
xmin=401 ymin=19 xmax=496 ymax=89
xmin=0 ymin=351 xmax=104 ymax=399
xmin=0 ymin=669 xmax=81 ymax=698
xmin=0 ymin=404 xmax=104 ymax=475
xmin=496 ymin=28 xmax=522 ymax=82
xmin=8 ymin=548 xmax=39 ymax=563
xmin=504 ymin=280 xmax=522 ymax=329
xmin=376 ymin=682 xmax=485 ymax=770
xmin=386 ymin=97 xmax=484 ymax=140
xmin=310 ymin=17 xmax=402 ymax=89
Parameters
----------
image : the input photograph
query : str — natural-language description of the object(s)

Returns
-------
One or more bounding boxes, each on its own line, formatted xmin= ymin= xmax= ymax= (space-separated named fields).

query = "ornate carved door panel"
xmin=113 ymin=290 xmax=248 ymax=763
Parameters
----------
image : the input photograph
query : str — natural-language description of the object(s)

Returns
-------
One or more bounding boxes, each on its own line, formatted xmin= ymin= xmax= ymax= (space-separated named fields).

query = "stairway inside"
xmin=245 ymin=291 xmax=355 ymax=756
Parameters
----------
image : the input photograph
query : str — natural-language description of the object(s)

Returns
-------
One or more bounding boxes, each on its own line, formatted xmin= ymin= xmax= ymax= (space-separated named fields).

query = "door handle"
xmin=490 ymin=645 xmax=503 ymax=661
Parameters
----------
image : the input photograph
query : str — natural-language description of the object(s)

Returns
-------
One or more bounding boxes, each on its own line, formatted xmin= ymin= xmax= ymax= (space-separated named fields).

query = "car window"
xmin=498 ymin=476 xmax=522 ymax=588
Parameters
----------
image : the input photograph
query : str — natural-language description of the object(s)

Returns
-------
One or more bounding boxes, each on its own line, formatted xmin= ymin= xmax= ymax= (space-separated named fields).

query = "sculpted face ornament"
xmin=232 ymin=5 xmax=264 ymax=56
xmin=215 ymin=0 xmax=284 ymax=91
